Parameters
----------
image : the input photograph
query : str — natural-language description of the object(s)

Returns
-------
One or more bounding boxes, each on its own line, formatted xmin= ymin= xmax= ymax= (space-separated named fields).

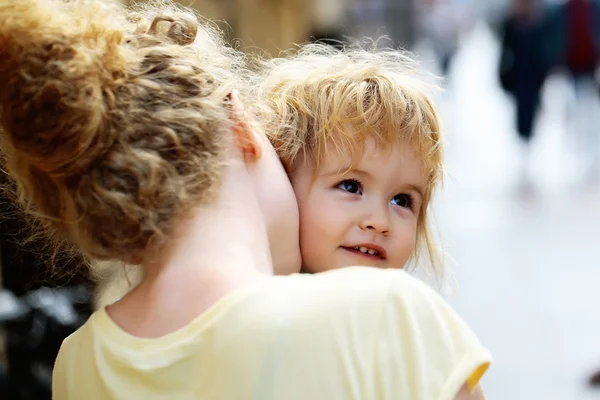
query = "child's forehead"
xmin=317 ymin=136 xmax=417 ymax=171
xmin=310 ymin=137 xmax=428 ymax=189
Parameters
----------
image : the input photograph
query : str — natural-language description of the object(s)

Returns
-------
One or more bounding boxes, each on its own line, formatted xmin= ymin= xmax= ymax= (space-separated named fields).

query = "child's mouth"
xmin=341 ymin=246 xmax=386 ymax=260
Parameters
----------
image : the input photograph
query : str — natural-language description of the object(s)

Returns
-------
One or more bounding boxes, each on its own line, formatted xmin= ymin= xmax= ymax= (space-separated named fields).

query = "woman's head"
xmin=257 ymin=43 xmax=444 ymax=274
xmin=0 ymin=0 xmax=299 ymax=274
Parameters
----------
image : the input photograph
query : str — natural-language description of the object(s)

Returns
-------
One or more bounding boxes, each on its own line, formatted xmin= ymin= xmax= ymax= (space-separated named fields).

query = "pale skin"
xmin=457 ymin=383 xmax=486 ymax=400
xmin=291 ymin=138 xmax=426 ymax=273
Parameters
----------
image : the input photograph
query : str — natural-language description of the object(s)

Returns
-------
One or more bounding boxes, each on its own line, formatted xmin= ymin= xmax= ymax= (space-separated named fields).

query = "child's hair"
xmin=256 ymin=42 xmax=444 ymax=272
xmin=0 ymin=0 xmax=251 ymax=263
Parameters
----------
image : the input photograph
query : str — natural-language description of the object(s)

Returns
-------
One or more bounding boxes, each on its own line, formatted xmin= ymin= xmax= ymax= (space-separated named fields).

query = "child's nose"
xmin=359 ymin=207 xmax=391 ymax=236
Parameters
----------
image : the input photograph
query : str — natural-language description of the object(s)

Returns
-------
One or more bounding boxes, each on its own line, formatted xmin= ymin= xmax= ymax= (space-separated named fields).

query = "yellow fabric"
xmin=467 ymin=362 xmax=490 ymax=392
xmin=52 ymin=267 xmax=492 ymax=400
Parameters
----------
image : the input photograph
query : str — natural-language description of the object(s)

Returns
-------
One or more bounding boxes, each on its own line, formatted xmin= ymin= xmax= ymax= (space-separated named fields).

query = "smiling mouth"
xmin=341 ymin=246 xmax=385 ymax=260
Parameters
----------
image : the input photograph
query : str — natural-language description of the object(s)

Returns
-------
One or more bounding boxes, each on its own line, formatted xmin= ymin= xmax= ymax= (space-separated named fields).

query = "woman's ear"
xmin=229 ymin=90 xmax=263 ymax=162
xmin=124 ymin=253 xmax=143 ymax=265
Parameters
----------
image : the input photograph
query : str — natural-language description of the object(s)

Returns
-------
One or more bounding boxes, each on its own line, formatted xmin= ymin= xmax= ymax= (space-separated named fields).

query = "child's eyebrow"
xmin=319 ymin=166 xmax=368 ymax=179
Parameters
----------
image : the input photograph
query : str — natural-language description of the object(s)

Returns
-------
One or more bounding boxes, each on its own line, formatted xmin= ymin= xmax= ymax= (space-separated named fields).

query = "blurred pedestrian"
xmin=544 ymin=0 xmax=600 ymax=181
xmin=498 ymin=0 xmax=548 ymax=185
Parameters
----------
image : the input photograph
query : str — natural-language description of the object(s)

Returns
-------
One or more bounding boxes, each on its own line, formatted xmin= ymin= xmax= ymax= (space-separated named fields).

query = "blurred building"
xmin=122 ymin=0 xmax=428 ymax=55
xmin=123 ymin=0 xmax=312 ymax=55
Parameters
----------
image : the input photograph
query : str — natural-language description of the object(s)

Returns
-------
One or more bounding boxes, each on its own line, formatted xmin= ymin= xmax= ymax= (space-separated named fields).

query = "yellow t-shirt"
xmin=52 ymin=267 xmax=491 ymax=399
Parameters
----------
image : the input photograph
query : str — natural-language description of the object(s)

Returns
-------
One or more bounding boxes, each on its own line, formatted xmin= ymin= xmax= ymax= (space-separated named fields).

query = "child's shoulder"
xmin=273 ymin=267 xmax=476 ymax=345
xmin=277 ymin=268 xmax=491 ymax=394
xmin=288 ymin=266 xmax=437 ymax=303
xmin=270 ymin=267 xmax=443 ymax=323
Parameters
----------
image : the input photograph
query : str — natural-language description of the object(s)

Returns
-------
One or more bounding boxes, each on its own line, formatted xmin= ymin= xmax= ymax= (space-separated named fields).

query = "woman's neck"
xmin=107 ymin=162 xmax=274 ymax=338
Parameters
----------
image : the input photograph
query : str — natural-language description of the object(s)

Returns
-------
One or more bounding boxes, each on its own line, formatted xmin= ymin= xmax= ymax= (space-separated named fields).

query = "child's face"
xmin=290 ymin=138 xmax=426 ymax=273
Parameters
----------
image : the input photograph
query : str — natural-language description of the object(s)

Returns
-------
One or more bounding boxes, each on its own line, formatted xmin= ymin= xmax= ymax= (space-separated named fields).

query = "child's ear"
xmin=229 ymin=90 xmax=263 ymax=162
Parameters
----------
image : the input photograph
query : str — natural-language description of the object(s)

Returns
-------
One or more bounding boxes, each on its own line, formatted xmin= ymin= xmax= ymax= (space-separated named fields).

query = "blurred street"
xmin=431 ymin=21 xmax=600 ymax=400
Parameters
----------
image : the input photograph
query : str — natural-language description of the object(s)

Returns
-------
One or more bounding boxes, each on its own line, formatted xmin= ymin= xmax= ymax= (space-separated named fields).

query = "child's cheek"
xmin=297 ymin=188 xmax=345 ymax=272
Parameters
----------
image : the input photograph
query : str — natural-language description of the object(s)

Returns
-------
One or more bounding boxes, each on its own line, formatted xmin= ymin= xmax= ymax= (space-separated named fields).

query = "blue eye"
xmin=391 ymin=194 xmax=413 ymax=209
xmin=336 ymin=179 xmax=363 ymax=195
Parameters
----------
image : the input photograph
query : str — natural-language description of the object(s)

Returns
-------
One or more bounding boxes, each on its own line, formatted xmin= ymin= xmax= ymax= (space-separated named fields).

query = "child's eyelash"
xmin=333 ymin=178 xmax=362 ymax=185
xmin=395 ymin=193 xmax=415 ymax=210
xmin=346 ymin=178 xmax=363 ymax=187
xmin=335 ymin=178 xmax=363 ymax=194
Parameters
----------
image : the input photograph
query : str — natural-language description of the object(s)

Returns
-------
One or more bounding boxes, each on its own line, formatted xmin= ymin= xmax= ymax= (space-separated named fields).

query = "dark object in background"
xmin=596 ymin=66 xmax=600 ymax=97
xmin=590 ymin=369 xmax=600 ymax=386
xmin=498 ymin=0 xmax=548 ymax=142
xmin=0 ymin=174 xmax=94 ymax=400
xmin=0 ymin=193 xmax=91 ymax=297
xmin=310 ymin=29 xmax=346 ymax=50
xmin=0 ymin=285 xmax=93 ymax=400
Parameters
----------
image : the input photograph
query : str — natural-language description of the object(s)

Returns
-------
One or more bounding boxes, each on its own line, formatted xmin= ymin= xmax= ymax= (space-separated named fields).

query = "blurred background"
xmin=1 ymin=0 xmax=600 ymax=399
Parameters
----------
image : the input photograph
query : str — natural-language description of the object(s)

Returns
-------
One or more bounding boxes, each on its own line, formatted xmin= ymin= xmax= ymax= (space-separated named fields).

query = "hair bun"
xmin=149 ymin=13 xmax=198 ymax=45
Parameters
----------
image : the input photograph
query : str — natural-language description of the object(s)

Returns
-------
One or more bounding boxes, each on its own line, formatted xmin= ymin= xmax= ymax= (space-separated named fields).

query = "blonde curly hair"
xmin=256 ymin=43 xmax=444 ymax=272
xmin=0 ymin=0 xmax=252 ymax=263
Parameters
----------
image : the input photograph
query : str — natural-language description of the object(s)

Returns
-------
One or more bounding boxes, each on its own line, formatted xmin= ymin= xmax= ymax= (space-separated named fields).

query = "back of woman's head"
xmin=0 ymin=0 xmax=248 ymax=261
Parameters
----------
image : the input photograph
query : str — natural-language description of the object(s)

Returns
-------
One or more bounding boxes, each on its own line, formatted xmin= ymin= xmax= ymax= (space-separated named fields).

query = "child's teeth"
xmin=350 ymin=246 xmax=379 ymax=256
